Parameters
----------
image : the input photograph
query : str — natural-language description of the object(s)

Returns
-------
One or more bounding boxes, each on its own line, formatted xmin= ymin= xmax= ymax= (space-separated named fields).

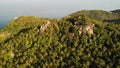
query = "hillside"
xmin=63 ymin=10 xmax=120 ymax=23
xmin=0 ymin=10 xmax=120 ymax=68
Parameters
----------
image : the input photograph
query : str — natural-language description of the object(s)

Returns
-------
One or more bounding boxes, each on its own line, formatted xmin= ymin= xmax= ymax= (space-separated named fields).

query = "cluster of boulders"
xmin=36 ymin=20 xmax=95 ymax=35
xmin=78 ymin=23 xmax=95 ymax=35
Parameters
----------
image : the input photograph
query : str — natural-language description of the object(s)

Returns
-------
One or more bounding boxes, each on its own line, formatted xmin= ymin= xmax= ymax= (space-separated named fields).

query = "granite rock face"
xmin=78 ymin=24 xmax=95 ymax=35
xmin=40 ymin=21 xmax=51 ymax=32
xmin=37 ymin=21 xmax=51 ymax=34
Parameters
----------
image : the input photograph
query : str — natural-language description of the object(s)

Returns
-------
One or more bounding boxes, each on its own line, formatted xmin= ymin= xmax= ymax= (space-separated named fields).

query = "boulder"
xmin=78 ymin=24 xmax=95 ymax=35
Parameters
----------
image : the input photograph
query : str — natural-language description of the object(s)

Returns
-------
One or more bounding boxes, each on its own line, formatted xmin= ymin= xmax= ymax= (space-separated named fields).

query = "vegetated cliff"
xmin=0 ymin=10 xmax=120 ymax=68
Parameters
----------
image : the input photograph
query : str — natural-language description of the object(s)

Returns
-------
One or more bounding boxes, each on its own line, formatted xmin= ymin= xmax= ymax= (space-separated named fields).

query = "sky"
xmin=0 ymin=0 xmax=120 ymax=27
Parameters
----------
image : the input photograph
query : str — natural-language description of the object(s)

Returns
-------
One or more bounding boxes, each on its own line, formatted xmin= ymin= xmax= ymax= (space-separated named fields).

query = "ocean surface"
xmin=0 ymin=25 xmax=3 ymax=29
xmin=0 ymin=19 xmax=11 ymax=29
xmin=0 ymin=24 xmax=6 ymax=29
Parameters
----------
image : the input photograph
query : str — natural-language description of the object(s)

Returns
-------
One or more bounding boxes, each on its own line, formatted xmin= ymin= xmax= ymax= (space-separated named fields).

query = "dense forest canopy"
xmin=0 ymin=10 xmax=120 ymax=68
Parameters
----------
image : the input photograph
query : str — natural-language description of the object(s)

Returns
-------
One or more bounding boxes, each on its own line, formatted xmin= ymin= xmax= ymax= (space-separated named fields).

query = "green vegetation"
xmin=64 ymin=10 xmax=120 ymax=23
xmin=0 ymin=10 xmax=120 ymax=68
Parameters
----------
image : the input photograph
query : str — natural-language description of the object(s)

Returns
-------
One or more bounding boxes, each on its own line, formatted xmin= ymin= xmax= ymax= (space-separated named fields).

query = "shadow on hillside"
xmin=2 ymin=27 xmax=32 ymax=44
xmin=103 ymin=19 xmax=120 ymax=23
xmin=14 ymin=27 xmax=32 ymax=37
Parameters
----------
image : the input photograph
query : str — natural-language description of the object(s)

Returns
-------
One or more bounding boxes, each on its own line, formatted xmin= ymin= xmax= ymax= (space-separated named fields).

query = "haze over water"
xmin=0 ymin=0 xmax=120 ymax=29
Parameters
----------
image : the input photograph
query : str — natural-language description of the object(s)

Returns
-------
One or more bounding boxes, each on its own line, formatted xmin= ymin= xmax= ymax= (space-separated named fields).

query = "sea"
xmin=0 ymin=20 xmax=10 ymax=30
xmin=0 ymin=24 xmax=5 ymax=29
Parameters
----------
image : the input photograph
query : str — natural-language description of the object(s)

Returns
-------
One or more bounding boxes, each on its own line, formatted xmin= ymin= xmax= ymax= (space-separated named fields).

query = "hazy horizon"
xmin=0 ymin=0 xmax=120 ymax=29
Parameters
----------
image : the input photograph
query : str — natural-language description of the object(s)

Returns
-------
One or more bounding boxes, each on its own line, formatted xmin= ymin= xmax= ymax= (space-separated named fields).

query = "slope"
xmin=0 ymin=10 xmax=120 ymax=68
xmin=63 ymin=10 xmax=120 ymax=23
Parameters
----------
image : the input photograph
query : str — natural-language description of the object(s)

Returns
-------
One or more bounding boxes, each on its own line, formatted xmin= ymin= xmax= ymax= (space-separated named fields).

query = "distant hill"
xmin=111 ymin=9 xmax=120 ymax=14
xmin=0 ymin=10 xmax=120 ymax=68
xmin=63 ymin=10 xmax=120 ymax=23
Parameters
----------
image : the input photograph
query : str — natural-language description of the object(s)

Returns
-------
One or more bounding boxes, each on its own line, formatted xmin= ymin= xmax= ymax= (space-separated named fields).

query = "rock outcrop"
xmin=40 ymin=21 xmax=51 ymax=32
xmin=13 ymin=17 xmax=18 ymax=20
xmin=37 ymin=21 xmax=51 ymax=34
xmin=78 ymin=24 xmax=95 ymax=35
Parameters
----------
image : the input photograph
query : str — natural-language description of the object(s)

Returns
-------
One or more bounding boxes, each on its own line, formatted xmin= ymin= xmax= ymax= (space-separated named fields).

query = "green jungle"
xmin=0 ymin=10 xmax=120 ymax=68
